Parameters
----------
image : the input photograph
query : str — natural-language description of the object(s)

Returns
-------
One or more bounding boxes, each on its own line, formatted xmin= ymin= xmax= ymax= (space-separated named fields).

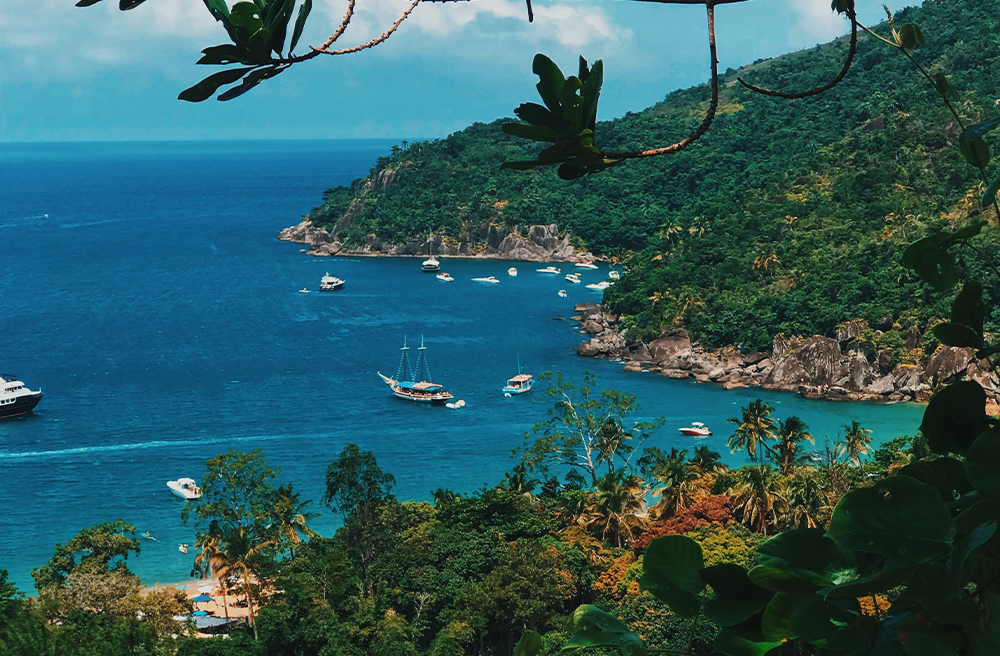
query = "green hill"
xmin=307 ymin=0 xmax=1000 ymax=352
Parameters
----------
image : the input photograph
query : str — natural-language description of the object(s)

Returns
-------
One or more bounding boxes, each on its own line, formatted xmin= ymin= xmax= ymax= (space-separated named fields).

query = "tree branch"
xmin=313 ymin=0 xmax=421 ymax=56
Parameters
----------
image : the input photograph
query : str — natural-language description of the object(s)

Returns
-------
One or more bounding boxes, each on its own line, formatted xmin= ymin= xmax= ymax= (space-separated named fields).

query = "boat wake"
xmin=0 ymin=433 xmax=275 ymax=461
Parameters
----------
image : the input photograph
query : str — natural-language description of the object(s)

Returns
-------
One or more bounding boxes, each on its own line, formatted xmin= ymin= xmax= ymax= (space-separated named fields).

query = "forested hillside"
xmin=308 ymin=0 xmax=1000 ymax=351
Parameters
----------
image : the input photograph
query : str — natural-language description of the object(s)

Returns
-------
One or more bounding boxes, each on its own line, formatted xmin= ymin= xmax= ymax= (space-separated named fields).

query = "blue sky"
xmin=0 ymin=0 xmax=908 ymax=142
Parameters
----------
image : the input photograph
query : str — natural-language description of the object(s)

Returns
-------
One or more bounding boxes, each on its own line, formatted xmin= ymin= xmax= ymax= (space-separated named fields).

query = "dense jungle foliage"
xmin=307 ymin=0 xmax=1000 ymax=352
xmin=0 ymin=396 xmax=912 ymax=656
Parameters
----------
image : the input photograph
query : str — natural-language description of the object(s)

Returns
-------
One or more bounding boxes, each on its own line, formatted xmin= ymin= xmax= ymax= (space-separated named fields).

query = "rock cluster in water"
xmin=278 ymin=218 xmax=584 ymax=262
xmin=572 ymin=306 xmax=1000 ymax=404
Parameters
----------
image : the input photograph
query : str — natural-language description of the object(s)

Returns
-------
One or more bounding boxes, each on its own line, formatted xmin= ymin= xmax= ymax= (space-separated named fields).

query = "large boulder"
xmin=892 ymin=364 xmax=924 ymax=394
xmin=836 ymin=319 xmax=869 ymax=345
xmin=764 ymin=336 xmax=844 ymax=389
xmin=903 ymin=326 xmax=922 ymax=349
xmin=648 ymin=333 xmax=692 ymax=363
xmin=772 ymin=334 xmax=803 ymax=361
xmin=923 ymin=346 xmax=976 ymax=384
xmin=763 ymin=356 xmax=810 ymax=390
xmin=846 ymin=351 xmax=877 ymax=391
xmin=624 ymin=342 xmax=652 ymax=362
xmin=864 ymin=374 xmax=896 ymax=395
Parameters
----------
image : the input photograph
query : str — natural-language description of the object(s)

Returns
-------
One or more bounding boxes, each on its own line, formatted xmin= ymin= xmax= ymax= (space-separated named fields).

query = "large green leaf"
xmin=760 ymin=592 xmax=814 ymax=641
xmin=820 ymin=565 xmax=915 ymax=599
xmin=197 ymin=44 xmax=256 ymax=65
xmin=901 ymin=233 xmax=947 ymax=269
xmin=952 ymin=280 xmax=986 ymax=335
xmin=966 ymin=428 xmax=1000 ymax=496
xmin=571 ymin=605 xmax=630 ymax=634
xmin=217 ymin=65 xmax=285 ymax=101
xmin=934 ymin=72 xmax=959 ymax=101
xmin=984 ymin=175 xmax=1000 ymax=207
xmin=513 ymin=102 xmax=565 ymax=133
xmin=230 ymin=1 xmax=264 ymax=32
xmin=247 ymin=27 xmax=273 ymax=62
xmin=898 ymin=24 xmax=924 ymax=49
xmin=288 ymin=0 xmax=312 ymax=53
xmin=826 ymin=476 xmax=955 ymax=566
xmin=969 ymin=593 xmax=1000 ymax=656
xmin=713 ymin=630 xmax=782 ymax=656
xmin=501 ymin=123 xmax=562 ymax=144
xmin=966 ymin=115 xmax=1000 ymax=141
xmin=638 ymin=535 xmax=705 ymax=618
xmin=700 ymin=564 xmax=775 ymax=627
xmin=562 ymin=631 xmax=646 ymax=656
xmin=960 ymin=132 xmax=990 ymax=168
xmin=514 ymin=631 xmax=541 ymax=656
xmin=921 ymin=380 xmax=989 ymax=456
xmin=580 ymin=59 xmax=603 ymax=132
xmin=791 ymin=598 xmax=876 ymax=651
xmin=754 ymin=529 xmax=857 ymax=589
xmin=532 ymin=54 xmax=566 ymax=117
xmin=902 ymin=634 xmax=960 ymax=656
xmin=896 ymin=457 xmax=973 ymax=503
xmin=933 ymin=322 xmax=983 ymax=349
xmin=178 ymin=67 xmax=258 ymax=103
xmin=914 ymin=245 xmax=960 ymax=292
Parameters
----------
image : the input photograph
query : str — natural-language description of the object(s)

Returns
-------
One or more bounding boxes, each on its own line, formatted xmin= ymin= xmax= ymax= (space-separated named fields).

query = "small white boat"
xmin=422 ymin=256 xmax=440 ymax=272
xmin=537 ymin=266 xmax=561 ymax=274
xmin=319 ymin=273 xmax=345 ymax=291
xmin=508 ymin=267 xmax=518 ymax=276
xmin=557 ymin=290 xmax=567 ymax=297
xmin=586 ymin=281 xmax=612 ymax=291
xmin=575 ymin=262 xmax=599 ymax=269
xmin=503 ymin=373 xmax=533 ymax=396
xmin=565 ymin=274 xmax=581 ymax=284
xmin=679 ymin=422 xmax=712 ymax=437
xmin=436 ymin=272 xmax=454 ymax=282
xmin=298 ymin=288 xmax=311 ymax=293
xmin=472 ymin=276 xmax=500 ymax=284
xmin=608 ymin=270 xmax=621 ymax=280
xmin=167 ymin=478 xmax=202 ymax=500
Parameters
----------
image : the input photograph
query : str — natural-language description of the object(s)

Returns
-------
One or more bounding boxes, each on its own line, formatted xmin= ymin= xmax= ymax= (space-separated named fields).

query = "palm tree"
xmin=192 ymin=531 xmax=234 ymax=620
xmin=499 ymin=464 xmax=540 ymax=498
xmin=689 ymin=446 xmax=727 ymax=476
xmin=726 ymin=467 xmax=788 ymax=536
xmin=587 ymin=472 xmax=647 ymax=548
xmin=782 ymin=469 xmax=826 ymax=530
xmin=272 ymin=484 xmax=319 ymax=555
xmin=727 ymin=399 xmax=778 ymax=467
xmin=837 ymin=421 xmax=873 ymax=466
xmin=221 ymin=526 xmax=275 ymax=639
xmin=649 ymin=448 xmax=704 ymax=519
xmin=773 ymin=416 xmax=814 ymax=476
xmin=550 ymin=489 xmax=599 ymax=529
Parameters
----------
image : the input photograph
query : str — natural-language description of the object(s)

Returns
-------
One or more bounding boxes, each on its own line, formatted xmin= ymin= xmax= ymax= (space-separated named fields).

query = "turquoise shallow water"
xmin=0 ymin=140 xmax=924 ymax=591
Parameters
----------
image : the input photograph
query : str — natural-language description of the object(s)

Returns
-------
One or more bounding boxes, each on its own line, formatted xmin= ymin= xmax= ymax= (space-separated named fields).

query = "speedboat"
xmin=557 ymin=290 xmax=567 ymax=297
xmin=608 ymin=270 xmax=621 ymax=280
xmin=0 ymin=374 xmax=43 ymax=419
xmin=167 ymin=478 xmax=202 ymax=500
xmin=565 ymin=273 xmax=581 ymax=284
xmin=422 ymin=256 xmax=440 ymax=272
xmin=503 ymin=373 xmax=533 ymax=396
xmin=472 ymin=276 xmax=500 ymax=284
xmin=508 ymin=267 xmax=518 ymax=276
xmin=436 ymin=272 xmax=454 ymax=282
xmin=298 ymin=288 xmax=311 ymax=293
xmin=319 ymin=273 xmax=345 ymax=291
xmin=575 ymin=262 xmax=599 ymax=269
xmin=537 ymin=266 xmax=561 ymax=274
xmin=586 ymin=281 xmax=612 ymax=291
xmin=679 ymin=422 xmax=712 ymax=437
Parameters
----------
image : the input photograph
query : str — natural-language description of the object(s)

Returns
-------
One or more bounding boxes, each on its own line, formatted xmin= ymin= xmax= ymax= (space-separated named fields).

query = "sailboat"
xmin=378 ymin=337 xmax=454 ymax=404
xmin=422 ymin=235 xmax=441 ymax=272
xmin=502 ymin=357 xmax=533 ymax=396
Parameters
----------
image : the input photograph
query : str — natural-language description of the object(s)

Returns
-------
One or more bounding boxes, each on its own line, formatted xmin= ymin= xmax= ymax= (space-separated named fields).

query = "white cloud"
xmin=787 ymin=0 xmax=849 ymax=42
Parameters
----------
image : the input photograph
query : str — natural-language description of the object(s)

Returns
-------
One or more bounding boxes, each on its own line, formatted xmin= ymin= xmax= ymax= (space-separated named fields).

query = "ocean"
xmin=0 ymin=140 xmax=924 ymax=591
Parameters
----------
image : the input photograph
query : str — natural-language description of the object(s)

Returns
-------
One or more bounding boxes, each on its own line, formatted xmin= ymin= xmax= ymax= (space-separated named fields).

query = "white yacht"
xmin=422 ymin=256 xmax=440 ymax=272
xmin=167 ymin=478 xmax=202 ymax=500
xmin=565 ymin=273 xmax=581 ymax=284
xmin=557 ymin=290 xmax=567 ymax=297
xmin=0 ymin=374 xmax=43 ymax=419
xmin=575 ymin=262 xmax=599 ymax=269
xmin=436 ymin=272 xmax=454 ymax=282
xmin=319 ymin=273 xmax=345 ymax=291
xmin=508 ymin=267 xmax=518 ymax=276
xmin=472 ymin=276 xmax=500 ymax=284
xmin=608 ymin=270 xmax=621 ymax=280
xmin=586 ymin=281 xmax=612 ymax=291
xmin=298 ymin=288 xmax=311 ymax=293
xmin=537 ymin=266 xmax=561 ymax=274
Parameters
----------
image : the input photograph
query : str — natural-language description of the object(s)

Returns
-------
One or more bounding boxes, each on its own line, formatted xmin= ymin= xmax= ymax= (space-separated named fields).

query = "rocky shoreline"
xmin=278 ymin=218 xmax=593 ymax=263
xmin=571 ymin=303 xmax=1000 ymax=404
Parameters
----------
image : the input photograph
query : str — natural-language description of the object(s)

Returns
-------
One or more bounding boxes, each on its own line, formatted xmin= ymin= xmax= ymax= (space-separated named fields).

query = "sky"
xmin=0 ymin=0 xmax=911 ymax=142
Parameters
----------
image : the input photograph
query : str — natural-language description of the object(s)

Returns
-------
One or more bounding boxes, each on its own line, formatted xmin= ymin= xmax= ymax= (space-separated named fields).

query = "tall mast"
xmin=417 ymin=335 xmax=432 ymax=382
xmin=396 ymin=336 xmax=411 ymax=382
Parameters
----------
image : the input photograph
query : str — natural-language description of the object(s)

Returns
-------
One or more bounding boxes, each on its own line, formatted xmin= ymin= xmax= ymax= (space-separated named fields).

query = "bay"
xmin=0 ymin=140 xmax=923 ymax=591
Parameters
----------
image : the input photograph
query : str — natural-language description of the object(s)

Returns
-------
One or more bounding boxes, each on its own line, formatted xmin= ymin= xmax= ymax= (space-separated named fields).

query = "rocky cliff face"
xmin=573 ymin=308 xmax=1000 ymax=404
xmin=278 ymin=218 xmax=583 ymax=262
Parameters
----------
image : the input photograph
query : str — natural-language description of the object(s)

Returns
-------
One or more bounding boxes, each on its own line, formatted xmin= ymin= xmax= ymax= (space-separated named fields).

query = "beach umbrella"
xmin=191 ymin=610 xmax=208 ymax=616
xmin=197 ymin=585 xmax=214 ymax=594
xmin=176 ymin=585 xmax=187 ymax=590
xmin=192 ymin=594 xmax=214 ymax=603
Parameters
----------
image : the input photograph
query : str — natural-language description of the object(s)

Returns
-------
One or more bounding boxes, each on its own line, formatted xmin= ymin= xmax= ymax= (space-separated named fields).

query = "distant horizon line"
xmin=1 ymin=136 xmax=436 ymax=145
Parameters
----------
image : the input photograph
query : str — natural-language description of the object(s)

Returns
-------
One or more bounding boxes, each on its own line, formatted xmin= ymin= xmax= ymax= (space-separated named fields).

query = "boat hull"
xmin=0 ymin=392 xmax=42 ymax=419
xmin=378 ymin=372 xmax=453 ymax=405
xmin=166 ymin=481 xmax=201 ymax=500
xmin=679 ymin=428 xmax=712 ymax=437
xmin=502 ymin=385 xmax=532 ymax=395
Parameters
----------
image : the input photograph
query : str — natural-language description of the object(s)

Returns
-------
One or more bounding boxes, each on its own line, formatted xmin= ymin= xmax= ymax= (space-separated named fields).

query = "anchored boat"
xmin=679 ymin=422 xmax=712 ymax=437
xmin=0 ymin=374 xmax=43 ymax=419
xmin=378 ymin=337 xmax=454 ymax=404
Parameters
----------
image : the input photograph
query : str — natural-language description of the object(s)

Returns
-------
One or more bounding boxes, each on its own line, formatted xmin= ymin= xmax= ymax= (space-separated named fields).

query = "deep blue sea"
xmin=0 ymin=140 xmax=924 ymax=591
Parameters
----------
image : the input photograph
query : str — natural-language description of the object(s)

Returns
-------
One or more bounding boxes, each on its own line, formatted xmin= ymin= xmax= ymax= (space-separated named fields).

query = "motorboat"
xmin=436 ymin=272 xmax=454 ymax=282
xmin=503 ymin=373 xmax=533 ymax=396
xmin=422 ymin=256 xmax=440 ymax=272
xmin=586 ymin=281 xmax=612 ymax=291
xmin=0 ymin=374 xmax=43 ymax=419
xmin=557 ymin=290 xmax=567 ymax=297
xmin=378 ymin=337 xmax=454 ymax=404
xmin=565 ymin=273 xmax=581 ymax=284
xmin=575 ymin=262 xmax=599 ymax=269
xmin=319 ymin=273 xmax=345 ymax=291
xmin=167 ymin=478 xmax=202 ymax=500
xmin=608 ymin=270 xmax=621 ymax=280
xmin=679 ymin=422 xmax=712 ymax=437
xmin=537 ymin=266 xmax=561 ymax=274
xmin=508 ymin=267 xmax=518 ymax=276
xmin=472 ymin=276 xmax=500 ymax=284
xmin=298 ymin=288 xmax=311 ymax=293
